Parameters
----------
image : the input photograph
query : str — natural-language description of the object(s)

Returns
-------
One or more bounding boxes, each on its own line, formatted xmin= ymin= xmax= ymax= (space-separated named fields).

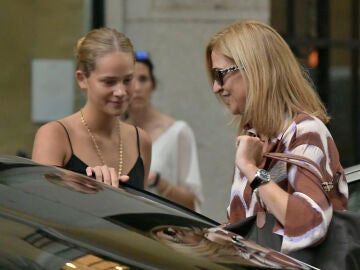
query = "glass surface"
xmin=328 ymin=49 xmax=355 ymax=166
xmin=348 ymin=180 xmax=360 ymax=212
xmin=331 ymin=0 xmax=352 ymax=41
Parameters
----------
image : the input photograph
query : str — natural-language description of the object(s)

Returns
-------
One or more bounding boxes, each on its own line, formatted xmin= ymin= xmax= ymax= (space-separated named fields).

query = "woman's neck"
xmin=80 ymin=106 xmax=118 ymax=136
xmin=127 ymin=106 xmax=156 ymax=129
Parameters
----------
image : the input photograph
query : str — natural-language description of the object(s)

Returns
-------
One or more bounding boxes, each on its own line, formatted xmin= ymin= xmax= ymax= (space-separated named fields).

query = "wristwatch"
xmin=250 ymin=169 xmax=271 ymax=191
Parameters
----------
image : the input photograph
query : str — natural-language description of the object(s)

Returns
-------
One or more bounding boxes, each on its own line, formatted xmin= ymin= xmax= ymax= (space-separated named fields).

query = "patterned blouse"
xmin=227 ymin=113 xmax=348 ymax=253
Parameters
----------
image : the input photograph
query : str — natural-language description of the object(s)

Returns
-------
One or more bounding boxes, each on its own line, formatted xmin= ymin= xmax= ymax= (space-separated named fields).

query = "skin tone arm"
xmin=148 ymin=172 xmax=196 ymax=210
xmin=32 ymin=122 xmax=69 ymax=166
xmin=235 ymin=135 xmax=289 ymax=225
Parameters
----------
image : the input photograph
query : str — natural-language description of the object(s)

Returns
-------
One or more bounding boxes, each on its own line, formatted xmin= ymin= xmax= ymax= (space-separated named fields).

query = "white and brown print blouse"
xmin=227 ymin=113 xmax=348 ymax=253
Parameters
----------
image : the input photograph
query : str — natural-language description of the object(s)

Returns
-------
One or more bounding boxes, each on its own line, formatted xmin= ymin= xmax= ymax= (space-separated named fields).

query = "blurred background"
xmin=0 ymin=0 xmax=359 ymax=222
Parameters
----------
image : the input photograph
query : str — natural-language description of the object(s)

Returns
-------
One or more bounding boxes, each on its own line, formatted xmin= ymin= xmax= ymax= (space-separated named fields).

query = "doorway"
xmin=271 ymin=0 xmax=360 ymax=166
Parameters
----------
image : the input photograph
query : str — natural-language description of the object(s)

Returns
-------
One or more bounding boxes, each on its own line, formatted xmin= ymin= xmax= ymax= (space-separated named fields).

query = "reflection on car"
xmin=0 ymin=155 xmax=318 ymax=269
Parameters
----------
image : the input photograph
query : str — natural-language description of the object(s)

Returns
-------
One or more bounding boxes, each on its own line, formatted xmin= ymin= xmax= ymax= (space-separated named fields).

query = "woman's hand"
xmin=86 ymin=165 xmax=129 ymax=187
xmin=235 ymin=135 xmax=264 ymax=178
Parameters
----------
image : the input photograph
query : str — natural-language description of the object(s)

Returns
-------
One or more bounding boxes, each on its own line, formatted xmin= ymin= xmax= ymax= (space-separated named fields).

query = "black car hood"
xmin=0 ymin=156 xmax=317 ymax=270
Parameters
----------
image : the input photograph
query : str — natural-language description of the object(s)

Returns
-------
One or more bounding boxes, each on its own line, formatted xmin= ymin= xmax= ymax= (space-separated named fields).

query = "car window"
xmin=348 ymin=180 xmax=360 ymax=212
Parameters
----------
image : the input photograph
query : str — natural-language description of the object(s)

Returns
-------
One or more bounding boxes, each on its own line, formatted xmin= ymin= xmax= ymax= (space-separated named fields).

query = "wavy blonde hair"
xmin=206 ymin=20 xmax=329 ymax=137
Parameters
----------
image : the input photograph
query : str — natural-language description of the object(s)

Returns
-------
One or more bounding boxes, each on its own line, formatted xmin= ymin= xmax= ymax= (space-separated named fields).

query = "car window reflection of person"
xmin=105 ymin=213 xmax=309 ymax=269
xmin=32 ymin=28 xmax=151 ymax=189
xmin=43 ymin=171 xmax=102 ymax=194
xmin=151 ymin=225 xmax=309 ymax=269
xmin=205 ymin=20 xmax=348 ymax=254
xmin=123 ymin=51 xmax=203 ymax=211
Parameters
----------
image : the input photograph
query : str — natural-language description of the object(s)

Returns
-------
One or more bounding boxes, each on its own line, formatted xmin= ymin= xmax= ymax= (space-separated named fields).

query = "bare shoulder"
xmin=121 ymin=121 xmax=151 ymax=146
xmin=32 ymin=116 xmax=75 ymax=165
xmin=34 ymin=121 xmax=66 ymax=141
xmin=137 ymin=126 xmax=152 ymax=147
xmin=159 ymin=112 xmax=176 ymax=128
xmin=35 ymin=114 xmax=77 ymax=139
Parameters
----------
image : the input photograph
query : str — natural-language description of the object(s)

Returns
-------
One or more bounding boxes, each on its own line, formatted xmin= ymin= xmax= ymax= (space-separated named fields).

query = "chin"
xmin=229 ymin=106 xmax=241 ymax=115
xmin=110 ymin=107 xmax=126 ymax=116
xmin=130 ymin=104 xmax=146 ymax=111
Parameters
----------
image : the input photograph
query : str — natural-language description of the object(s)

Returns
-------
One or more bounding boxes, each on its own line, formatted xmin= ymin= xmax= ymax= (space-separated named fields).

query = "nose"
xmin=212 ymin=80 xmax=222 ymax=94
xmin=113 ymin=83 xmax=128 ymax=96
xmin=133 ymin=78 xmax=141 ymax=92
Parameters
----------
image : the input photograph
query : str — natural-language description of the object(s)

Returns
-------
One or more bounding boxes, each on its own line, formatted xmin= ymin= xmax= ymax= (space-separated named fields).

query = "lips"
xmin=109 ymin=99 xmax=126 ymax=106
xmin=131 ymin=96 xmax=144 ymax=102
xmin=222 ymin=94 xmax=230 ymax=104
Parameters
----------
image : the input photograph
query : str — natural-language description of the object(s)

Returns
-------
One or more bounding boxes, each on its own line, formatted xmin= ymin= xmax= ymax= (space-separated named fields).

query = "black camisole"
xmin=57 ymin=121 xmax=144 ymax=189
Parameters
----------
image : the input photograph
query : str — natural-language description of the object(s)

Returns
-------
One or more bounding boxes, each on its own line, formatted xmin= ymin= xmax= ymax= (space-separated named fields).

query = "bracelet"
xmin=149 ymin=172 xmax=161 ymax=188
xmin=161 ymin=183 xmax=173 ymax=198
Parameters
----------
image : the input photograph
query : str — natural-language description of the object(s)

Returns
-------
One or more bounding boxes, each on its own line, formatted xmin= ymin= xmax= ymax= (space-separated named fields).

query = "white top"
xmin=149 ymin=120 xmax=204 ymax=211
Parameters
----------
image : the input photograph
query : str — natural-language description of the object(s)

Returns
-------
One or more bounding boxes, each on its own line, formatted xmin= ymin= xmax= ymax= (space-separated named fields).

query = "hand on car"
xmin=86 ymin=165 xmax=129 ymax=187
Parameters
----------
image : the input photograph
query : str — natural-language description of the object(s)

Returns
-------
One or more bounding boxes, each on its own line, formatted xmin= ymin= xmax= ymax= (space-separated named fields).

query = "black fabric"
xmin=225 ymin=214 xmax=282 ymax=252
xmin=57 ymin=121 xmax=144 ymax=189
xmin=225 ymin=211 xmax=360 ymax=270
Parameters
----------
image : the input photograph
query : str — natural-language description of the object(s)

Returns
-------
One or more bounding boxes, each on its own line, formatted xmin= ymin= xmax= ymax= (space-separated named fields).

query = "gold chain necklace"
xmin=80 ymin=110 xmax=123 ymax=178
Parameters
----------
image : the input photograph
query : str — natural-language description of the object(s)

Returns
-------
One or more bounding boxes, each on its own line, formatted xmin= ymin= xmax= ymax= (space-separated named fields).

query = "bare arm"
xmin=32 ymin=122 xmax=69 ymax=166
xmin=149 ymin=172 xmax=196 ymax=210
xmin=236 ymin=135 xmax=288 ymax=225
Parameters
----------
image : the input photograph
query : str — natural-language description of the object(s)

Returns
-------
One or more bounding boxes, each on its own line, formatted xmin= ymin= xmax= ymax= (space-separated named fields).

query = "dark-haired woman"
xmin=124 ymin=51 xmax=204 ymax=211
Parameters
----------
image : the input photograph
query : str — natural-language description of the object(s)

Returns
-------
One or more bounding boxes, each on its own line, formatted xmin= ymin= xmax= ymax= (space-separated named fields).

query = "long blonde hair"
xmin=206 ymin=20 xmax=329 ymax=137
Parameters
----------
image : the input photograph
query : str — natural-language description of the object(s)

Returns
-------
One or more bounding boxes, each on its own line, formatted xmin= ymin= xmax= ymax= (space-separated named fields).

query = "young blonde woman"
xmin=206 ymin=20 xmax=348 ymax=254
xmin=124 ymin=51 xmax=203 ymax=211
xmin=32 ymin=28 xmax=151 ymax=189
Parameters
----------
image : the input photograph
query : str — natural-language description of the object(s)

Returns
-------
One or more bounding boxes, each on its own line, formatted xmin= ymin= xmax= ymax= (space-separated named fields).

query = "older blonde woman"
xmin=205 ymin=20 xmax=348 ymax=254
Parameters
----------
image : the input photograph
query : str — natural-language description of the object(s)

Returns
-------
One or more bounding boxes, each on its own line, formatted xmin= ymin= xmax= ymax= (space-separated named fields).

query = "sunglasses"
xmin=211 ymin=66 xmax=240 ymax=86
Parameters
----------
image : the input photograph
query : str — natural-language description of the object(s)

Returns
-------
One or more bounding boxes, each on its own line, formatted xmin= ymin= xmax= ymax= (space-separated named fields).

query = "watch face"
xmin=258 ymin=169 xmax=271 ymax=181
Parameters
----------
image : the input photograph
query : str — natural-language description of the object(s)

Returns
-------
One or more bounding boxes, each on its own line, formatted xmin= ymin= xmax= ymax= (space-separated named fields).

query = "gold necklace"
xmin=80 ymin=110 xmax=123 ymax=178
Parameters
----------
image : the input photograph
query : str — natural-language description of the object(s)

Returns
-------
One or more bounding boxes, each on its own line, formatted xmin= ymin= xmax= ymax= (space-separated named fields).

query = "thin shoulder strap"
xmin=134 ymin=126 xmax=141 ymax=157
xmin=56 ymin=121 xmax=74 ymax=154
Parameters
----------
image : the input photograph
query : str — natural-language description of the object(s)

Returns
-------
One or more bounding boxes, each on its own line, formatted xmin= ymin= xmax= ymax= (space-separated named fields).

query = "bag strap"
xmin=263 ymin=152 xmax=334 ymax=193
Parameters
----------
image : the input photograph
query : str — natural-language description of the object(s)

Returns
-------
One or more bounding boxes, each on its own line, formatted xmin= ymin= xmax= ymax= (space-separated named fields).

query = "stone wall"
xmin=106 ymin=0 xmax=270 ymax=221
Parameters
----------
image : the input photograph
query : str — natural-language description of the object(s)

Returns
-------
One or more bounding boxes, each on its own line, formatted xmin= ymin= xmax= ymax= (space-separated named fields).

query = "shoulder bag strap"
xmin=263 ymin=152 xmax=334 ymax=193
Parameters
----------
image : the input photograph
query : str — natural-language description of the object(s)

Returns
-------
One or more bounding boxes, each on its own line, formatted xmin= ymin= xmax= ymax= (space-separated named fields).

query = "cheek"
xmin=229 ymin=87 xmax=247 ymax=114
xmin=146 ymin=88 xmax=154 ymax=98
xmin=232 ymin=85 xmax=247 ymax=102
xmin=126 ymin=81 xmax=135 ymax=93
xmin=141 ymin=85 xmax=153 ymax=99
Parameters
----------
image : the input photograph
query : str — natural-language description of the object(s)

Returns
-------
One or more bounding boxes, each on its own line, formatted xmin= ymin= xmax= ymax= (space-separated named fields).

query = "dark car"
xmin=345 ymin=164 xmax=360 ymax=212
xmin=0 ymin=155 xmax=318 ymax=270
